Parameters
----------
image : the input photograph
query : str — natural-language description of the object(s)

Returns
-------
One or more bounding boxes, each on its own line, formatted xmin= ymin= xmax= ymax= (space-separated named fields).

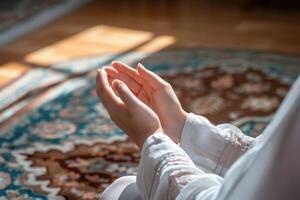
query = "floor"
xmin=0 ymin=0 xmax=299 ymax=88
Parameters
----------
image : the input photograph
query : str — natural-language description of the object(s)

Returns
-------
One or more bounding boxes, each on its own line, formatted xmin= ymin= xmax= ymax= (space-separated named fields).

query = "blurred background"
xmin=0 ymin=0 xmax=299 ymax=86
xmin=0 ymin=1 xmax=299 ymax=199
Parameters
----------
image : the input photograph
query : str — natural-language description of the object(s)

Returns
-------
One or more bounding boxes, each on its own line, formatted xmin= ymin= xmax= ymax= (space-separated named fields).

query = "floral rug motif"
xmin=165 ymin=67 xmax=290 ymax=133
xmin=0 ymin=48 xmax=299 ymax=199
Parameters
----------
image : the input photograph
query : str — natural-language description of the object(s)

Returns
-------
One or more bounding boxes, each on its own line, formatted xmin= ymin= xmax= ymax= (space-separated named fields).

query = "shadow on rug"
xmin=0 ymin=48 xmax=299 ymax=199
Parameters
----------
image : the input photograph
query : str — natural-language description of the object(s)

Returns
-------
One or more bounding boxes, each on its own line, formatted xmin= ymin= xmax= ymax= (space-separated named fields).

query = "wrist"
xmin=176 ymin=109 xmax=188 ymax=142
xmin=135 ymin=128 xmax=164 ymax=150
xmin=165 ymin=109 xmax=187 ymax=143
xmin=135 ymin=127 xmax=163 ymax=149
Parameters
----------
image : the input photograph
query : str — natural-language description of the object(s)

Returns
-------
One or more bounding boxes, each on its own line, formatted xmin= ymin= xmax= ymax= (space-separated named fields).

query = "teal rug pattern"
xmin=0 ymin=48 xmax=299 ymax=199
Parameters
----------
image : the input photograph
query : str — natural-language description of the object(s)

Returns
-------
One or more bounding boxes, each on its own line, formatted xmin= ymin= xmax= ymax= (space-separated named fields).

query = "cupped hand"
xmin=96 ymin=69 xmax=162 ymax=148
xmin=104 ymin=61 xmax=187 ymax=143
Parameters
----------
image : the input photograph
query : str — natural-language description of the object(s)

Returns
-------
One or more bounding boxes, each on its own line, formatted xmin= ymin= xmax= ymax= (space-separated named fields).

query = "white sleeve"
xmin=180 ymin=113 xmax=256 ymax=176
xmin=137 ymin=132 xmax=223 ymax=200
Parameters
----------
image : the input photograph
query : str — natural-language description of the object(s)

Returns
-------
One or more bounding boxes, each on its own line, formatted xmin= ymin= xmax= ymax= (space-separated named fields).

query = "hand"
xmin=96 ymin=69 xmax=162 ymax=148
xmin=105 ymin=61 xmax=187 ymax=143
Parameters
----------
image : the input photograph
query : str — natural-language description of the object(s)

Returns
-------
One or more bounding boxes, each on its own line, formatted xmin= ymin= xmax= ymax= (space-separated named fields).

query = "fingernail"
xmin=118 ymin=82 xmax=127 ymax=92
xmin=117 ymin=81 xmax=124 ymax=89
xmin=113 ymin=80 xmax=121 ymax=88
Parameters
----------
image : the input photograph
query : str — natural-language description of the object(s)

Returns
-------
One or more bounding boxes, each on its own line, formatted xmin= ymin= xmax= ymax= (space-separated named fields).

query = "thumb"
xmin=112 ymin=80 xmax=140 ymax=108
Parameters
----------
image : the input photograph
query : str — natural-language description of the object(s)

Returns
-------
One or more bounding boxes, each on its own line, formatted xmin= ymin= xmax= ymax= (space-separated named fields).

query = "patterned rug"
xmin=0 ymin=48 xmax=299 ymax=199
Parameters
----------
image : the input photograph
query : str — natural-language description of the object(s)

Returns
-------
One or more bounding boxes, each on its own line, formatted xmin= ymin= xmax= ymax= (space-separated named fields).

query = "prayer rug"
xmin=0 ymin=48 xmax=299 ymax=199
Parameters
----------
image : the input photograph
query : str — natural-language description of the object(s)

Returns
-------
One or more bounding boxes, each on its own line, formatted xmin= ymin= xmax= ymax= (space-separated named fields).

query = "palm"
xmin=105 ymin=62 xmax=186 ymax=142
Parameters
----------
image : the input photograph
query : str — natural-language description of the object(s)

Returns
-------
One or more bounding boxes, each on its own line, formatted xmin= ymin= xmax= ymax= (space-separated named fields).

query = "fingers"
xmin=112 ymin=80 xmax=141 ymax=109
xmin=110 ymin=61 xmax=167 ymax=90
xmin=105 ymin=66 xmax=119 ymax=79
xmin=96 ymin=69 xmax=123 ymax=112
xmin=137 ymin=63 xmax=168 ymax=89
xmin=104 ymin=66 xmax=119 ymax=87
xmin=136 ymin=87 xmax=150 ymax=105
xmin=105 ymin=66 xmax=150 ymax=104
xmin=105 ymin=66 xmax=141 ymax=95
xmin=112 ymin=61 xmax=143 ymax=84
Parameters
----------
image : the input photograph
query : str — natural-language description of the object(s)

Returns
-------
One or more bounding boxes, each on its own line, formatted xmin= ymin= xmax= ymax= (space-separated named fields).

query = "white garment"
xmin=101 ymin=76 xmax=300 ymax=200
xmin=100 ymin=176 xmax=141 ymax=200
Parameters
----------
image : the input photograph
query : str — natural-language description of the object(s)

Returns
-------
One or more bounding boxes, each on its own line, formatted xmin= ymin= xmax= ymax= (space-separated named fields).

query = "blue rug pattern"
xmin=0 ymin=48 xmax=299 ymax=199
